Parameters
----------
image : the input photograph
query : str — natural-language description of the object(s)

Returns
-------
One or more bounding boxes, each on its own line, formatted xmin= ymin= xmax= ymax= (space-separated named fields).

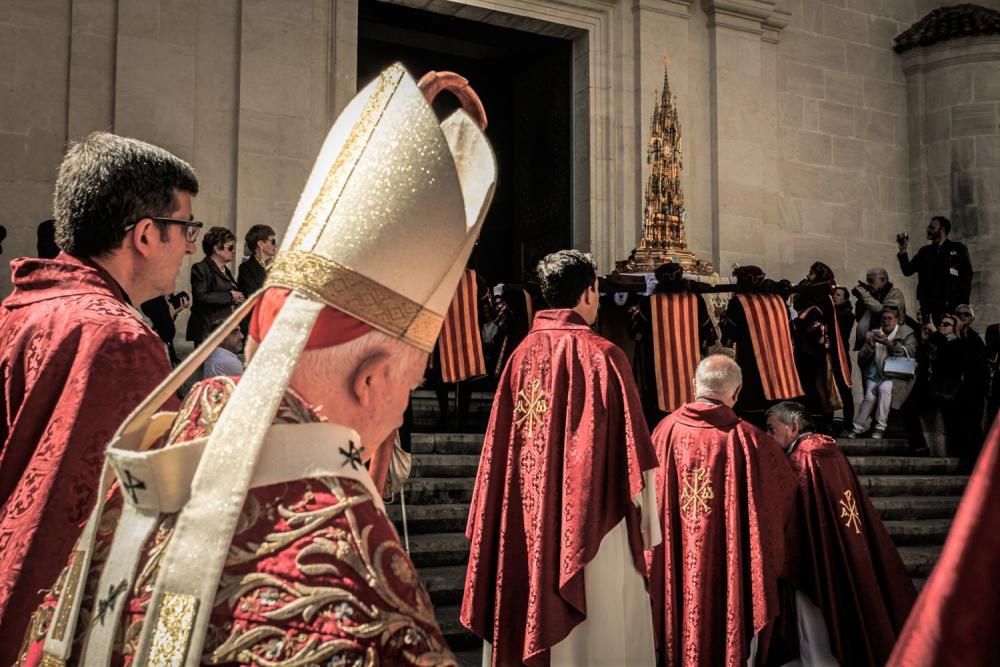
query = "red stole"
xmin=646 ymin=401 xmax=798 ymax=667
xmin=651 ymin=292 xmax=699 ymax=412
xmin=787 ymin=433 xmax=915 ymax=666
xmin=438 ymin=269 xmax=486 ymax=383
xmin=888 ymin=414 xmax=1000 ymax=667
xmin=826 ymin=296 xmax=852 ymax=387
xmin=735 ymin=294 xmax=804 ymax=399
xmin=462 ymin=309 xmax=658 ymax=666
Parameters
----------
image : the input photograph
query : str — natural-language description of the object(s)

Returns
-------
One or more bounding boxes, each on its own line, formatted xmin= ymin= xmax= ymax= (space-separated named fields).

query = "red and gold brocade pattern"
xmin=21 ymin=377 xmax=455 ymax=667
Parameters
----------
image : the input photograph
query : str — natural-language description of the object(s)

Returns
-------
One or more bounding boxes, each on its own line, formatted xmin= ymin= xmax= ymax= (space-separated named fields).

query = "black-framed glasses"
xmin=956 ymin=312 xmax=973 ymax=319
xmin=126 ymin=216 xmax=204 ymax=243
xmin=223 ymin=244 xmax=235 ymax=251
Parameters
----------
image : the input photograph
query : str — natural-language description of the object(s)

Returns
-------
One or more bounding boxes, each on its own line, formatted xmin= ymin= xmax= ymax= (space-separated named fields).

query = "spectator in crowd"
xmin=850 ymin=305 xmax=917 ymax=439
xmin=833 ymin=285 xmax=855 ymax=430
xmin=852 ymin=266 xmax=906 ymax=348
xmin=237 ymin=224 xmax=276 ymax=334
xmin=897 ymin=216 xmax=972 ymax=322
xmin=953 ymin=306 xmax=987 ymax=471
xmin=987 ymin=323 xmax=1000 ymax=428
xmin=140 ymin=292 xmax=190 ymax=365
xmin=202 ymin=316 xmax=245 ymax=379
xmin=0 ymin=132 xmax=198 ymax=660
xmin=36 ymin=219 xmax=59 ymax=259
xmin=186 ymin=226 xmax=244 ymax=345
xmin=0 ymin=224 xmax=6 ymax=255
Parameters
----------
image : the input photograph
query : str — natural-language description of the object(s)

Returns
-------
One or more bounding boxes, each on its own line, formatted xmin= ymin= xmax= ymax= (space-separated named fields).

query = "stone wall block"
xmin=803 ymin=98 xmax=820 ymax=130
xmin=9 ymin=0 xmax=68 ymax=29
xmin=925 ymin=68 xmax=972 ymax=110
xmin=783 ymin=29 xmax=846 ymax=71
xmin=951 ymin=102 xmax=997 ymax=137
xmin=927 ymin=174 xmax=950 ymax=210
xmin=15 ymin=25 xmax=71 ymax=88
xmin=118 ymin=0 xmax=159 ymax=40
xmin=825 ymin=70 xmax=863 ymax=106
xmin=158 ymin=0 xmax=198 ymax=48
xmin=924 ymin=139 xmax=950 ymax=177
xmin=779 ymin=60 xmax=825 ymax=98
xmin=242 ymin=0 xmax=315 ymax=25
xmin=863 ymin=78 xmax=905 ymax=114
xmin=780 ymin=93 xmax=804 ymax=128
xmin=924 ymin=108 xmax=950 ymax=142
xmin=69 ymin=32 xmax=115 ymax=92
xmin=832 ymin=135 xmax=865 ymax=169
xmin=797 ymin=0 xmax=824 ymax=33
xmin=818 ymin=101 xmax=855 ymax=136
xmin=71 ymin=0 xmax=117 ymax=36
xmin=950 ymin=136 xmax=976 ymax=169
xmin=846 ymin=45 xmax=892 ymax=80
xmin=867 ymin=16 xmax=899 ymax=48
xmin=242 ymin=12 xmax=313 ymax=66
xmin=882 ymin=0 xmax=916 ymax=23
xmin=798 ymin=130 xmax=832 ymax=165
xmin=821 ymin=4 xmax=867 ymax=44
xmin=976 ymin=135 xmax=1000 ymax=167
xmin=973 ymin=65 xmax=1000 ymax=102
xmin=240 ymin=59 xmax=312 ymax=116
xmin=856 ymin=108 xmax=899 ymax=143
xmin=0 ymin=23 xmax=14 ymax=85
xmin=864 ymin=141 xmax=906 ymax=177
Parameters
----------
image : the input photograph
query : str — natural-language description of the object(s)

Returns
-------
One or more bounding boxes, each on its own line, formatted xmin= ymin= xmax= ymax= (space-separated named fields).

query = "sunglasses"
xmin=940 ymin=322 xmax=955 ymax=328
xmin=956 ymin=312 xmax=972 ymax=318
xmin=127 ymin=216 xmax=204 ymax=243
xmin=222 ymin=244 xmax=235 ymax=251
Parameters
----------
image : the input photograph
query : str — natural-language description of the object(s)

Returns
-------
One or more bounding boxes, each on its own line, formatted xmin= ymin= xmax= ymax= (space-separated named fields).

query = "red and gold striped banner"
xmin=736 ymin=293 xmax=804 ymax=400
xmin=651 ymin=292 xmax=699 ymax=412
xmin=439 ymin=269 xmax=486 ymax=383
xmin=827 ymin=295 xmax=852 ymax=388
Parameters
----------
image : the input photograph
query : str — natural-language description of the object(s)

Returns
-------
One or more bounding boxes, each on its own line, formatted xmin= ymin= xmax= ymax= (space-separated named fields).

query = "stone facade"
xmin=1 ymin=0 xmax=998 ymax=323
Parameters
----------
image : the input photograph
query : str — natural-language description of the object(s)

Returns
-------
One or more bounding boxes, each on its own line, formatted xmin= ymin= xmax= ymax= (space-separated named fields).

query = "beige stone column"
xmin=701 ymin=0 xmax=788 ymax=271
xmin=902 ymin=35 xmax=1000 ymax=324
xmin=68 ymin=0 xmax=116 ymax=139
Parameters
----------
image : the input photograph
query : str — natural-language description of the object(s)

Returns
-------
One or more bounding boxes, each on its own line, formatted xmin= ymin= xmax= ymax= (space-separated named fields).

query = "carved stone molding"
xmin=637 ymin=0 xmax=694 ymax=19
xmin=700 ymin=0 xmax=789 ymax=41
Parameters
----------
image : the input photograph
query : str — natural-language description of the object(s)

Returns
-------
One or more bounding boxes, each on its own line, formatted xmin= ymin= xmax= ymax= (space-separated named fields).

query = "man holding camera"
xmin=897 ymin=217 xmax=972 ymax=322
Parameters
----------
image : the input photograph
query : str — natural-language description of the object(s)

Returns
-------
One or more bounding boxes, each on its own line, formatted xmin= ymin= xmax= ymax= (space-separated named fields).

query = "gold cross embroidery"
xmin=514 ymin=378 xmax=548 ymax=438
xmin=680 ymin=467 xmax=713 ymax=521
xmin=839 ymin=489 xmax=862 ymax=534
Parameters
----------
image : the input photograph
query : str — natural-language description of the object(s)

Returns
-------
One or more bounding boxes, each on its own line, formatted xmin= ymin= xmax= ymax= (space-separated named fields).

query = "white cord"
xmin=400 ymin=484 xmax=410 ymax=554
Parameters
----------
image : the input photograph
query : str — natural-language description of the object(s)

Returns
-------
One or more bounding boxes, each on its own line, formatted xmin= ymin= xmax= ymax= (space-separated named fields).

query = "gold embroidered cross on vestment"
xmin=514 ymin=378 xmax=548 ymax=438
xmin=839 ymin=489 xmax=862 ymax=534
xmin=680 ymin=467 xmax=713 ymax=521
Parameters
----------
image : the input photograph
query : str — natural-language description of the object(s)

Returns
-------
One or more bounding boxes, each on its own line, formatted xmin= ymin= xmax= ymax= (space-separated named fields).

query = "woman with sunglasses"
xmin=186 ymin=226 xmax=244 ymax=345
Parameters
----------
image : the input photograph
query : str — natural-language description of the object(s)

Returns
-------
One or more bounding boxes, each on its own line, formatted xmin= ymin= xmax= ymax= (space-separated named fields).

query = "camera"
xmin=896 ymin=232 xmax=909 ymax=244
xmin=168 ymin=291 xmax=190 ymax=309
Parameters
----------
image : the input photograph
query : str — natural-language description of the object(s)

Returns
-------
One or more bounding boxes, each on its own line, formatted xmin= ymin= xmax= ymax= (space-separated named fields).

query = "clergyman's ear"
xmin=350 ymin=351 xmax=390 ymax=408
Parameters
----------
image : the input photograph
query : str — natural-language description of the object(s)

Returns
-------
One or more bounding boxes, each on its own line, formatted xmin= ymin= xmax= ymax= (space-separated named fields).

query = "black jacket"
xmin=237 ymin=256 xmax=267 ymax=297
xmin=897 ymin=239 xmax=972 ymax=318
xmin=186 ymin=256 xmax=238 ymax=342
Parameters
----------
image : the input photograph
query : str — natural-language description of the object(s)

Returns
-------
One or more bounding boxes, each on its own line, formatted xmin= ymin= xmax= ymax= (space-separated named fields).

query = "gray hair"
xmin=866 ymin=267 xmax=889 ymax=280
xmin=694 ymin=354 xmax=742 ymax=396
xmin=766 ymin=401 xmax=815 ymax=433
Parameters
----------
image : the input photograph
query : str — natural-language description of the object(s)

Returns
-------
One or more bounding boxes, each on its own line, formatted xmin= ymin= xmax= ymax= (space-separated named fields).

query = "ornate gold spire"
xmin=619 ymin=55 xmax=712 ymax=274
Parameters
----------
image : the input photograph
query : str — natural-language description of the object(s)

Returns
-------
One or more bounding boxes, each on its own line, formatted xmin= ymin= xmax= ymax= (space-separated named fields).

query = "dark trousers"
xmin=941 ymin=398 xmax=985 ymax=472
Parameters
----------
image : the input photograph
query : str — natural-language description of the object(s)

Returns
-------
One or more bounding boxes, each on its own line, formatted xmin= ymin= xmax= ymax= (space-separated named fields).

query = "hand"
xmin=177 ymin=295 xmax=191 ymax=312
xmin=897 ymin=237 xmax=908 ymax=253
xmin=231 ymin=290 xmax=245 ymax=305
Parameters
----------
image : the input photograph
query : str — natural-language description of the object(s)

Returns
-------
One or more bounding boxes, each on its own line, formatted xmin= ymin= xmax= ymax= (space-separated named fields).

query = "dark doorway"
xmin=358 ymin=0 xmax=574 ymax=285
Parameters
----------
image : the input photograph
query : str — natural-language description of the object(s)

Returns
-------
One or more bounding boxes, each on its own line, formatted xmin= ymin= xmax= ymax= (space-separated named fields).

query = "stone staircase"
xmin=391 ymin=391 xmax=968 ymax=664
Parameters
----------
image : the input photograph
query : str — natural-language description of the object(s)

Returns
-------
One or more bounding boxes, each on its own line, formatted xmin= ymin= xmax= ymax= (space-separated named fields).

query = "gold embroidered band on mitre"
xmin=267 ymin=250 xmax=443 ymax=352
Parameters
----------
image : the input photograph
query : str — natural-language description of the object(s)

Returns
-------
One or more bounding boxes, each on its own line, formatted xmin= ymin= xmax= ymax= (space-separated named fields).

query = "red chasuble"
xmin=462 ymin=308 xmax=659 ymax=666
xmin=0 ymin=253 xmax=174 ymax=663
xmin=786 ymin=433 xmax=915 ymax=666
xmin=646 ymin=401 xmax=798 ymax=667
xmin=19 ymin=377 xmax=455 ymax=666
xmin=888 ymin=415 xmax=1000 ymax=667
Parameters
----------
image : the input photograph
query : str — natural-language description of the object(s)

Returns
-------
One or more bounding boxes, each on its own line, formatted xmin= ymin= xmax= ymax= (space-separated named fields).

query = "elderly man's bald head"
xmin=694 ymin=354 xmax=743 ymax=406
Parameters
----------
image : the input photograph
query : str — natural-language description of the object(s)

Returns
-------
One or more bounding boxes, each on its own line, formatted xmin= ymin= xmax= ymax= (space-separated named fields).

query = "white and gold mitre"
xmin=41 ymin=63 xmax=496 ymax=667
xmin=266 ymin=63 xmax=495 ymax=350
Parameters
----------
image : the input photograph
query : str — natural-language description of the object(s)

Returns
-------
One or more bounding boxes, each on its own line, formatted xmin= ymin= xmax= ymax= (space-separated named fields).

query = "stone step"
xmin=836 ymin=438 xmax=911 ymax=455
xmin=412 ymin=454 xmax=481 ymax=477
xmin=435 ymin=603 xmax=481 ymax=649
xmin=407 ymin=532 xmax=470 ymax=567
xmin=405 ymin=477 xmax=475 ymax=505
xmin=884 ymin=519 xmax=952 ymax=546
xmin=859 ymin=475 xmax=969 ymax=496
xmin=898 ymin=545 xmax=943 ymax=577
xmin=413 ymin=389 xmax=495 ymax=402
xmin=388 ymin=502 xmax=470 ymax=534
xmin=420 ymin=564 xmax=468 ymax=605
xmin=412 ymin=433 xmax=484 ymax=455
xmin=870 ymin=495 xmax=962 ymax=520
xmin=847 ymin=456 xmax=961 ymax=475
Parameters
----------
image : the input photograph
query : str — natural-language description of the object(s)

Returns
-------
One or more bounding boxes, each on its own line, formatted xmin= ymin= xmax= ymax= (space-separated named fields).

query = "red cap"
xmin=249 ymin=287 xmax=374 ymax=349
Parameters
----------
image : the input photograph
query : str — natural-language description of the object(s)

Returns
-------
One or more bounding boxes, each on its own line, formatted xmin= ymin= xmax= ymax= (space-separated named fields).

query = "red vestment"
xmin=0 ymin=253 xmax=174 ymax=663
xmin=887 ymin=415 xmax=1000 ymax=667
xmin=462 ymin=308 xmax=658 ymax=666
xmin=785 ymin=433 xmax=916 ymax=666
xmin=646 ymin=401 xmax=798 ymax=667
xmin=19 ymin=377 xmax=455 ymax=666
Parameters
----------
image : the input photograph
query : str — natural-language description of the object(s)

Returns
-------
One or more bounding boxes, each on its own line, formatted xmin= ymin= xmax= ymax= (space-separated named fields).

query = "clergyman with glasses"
xmin=0 ymin=131 xmax=199 ymax=662
xmin=186 ymin=225 xmax=245 ymax=345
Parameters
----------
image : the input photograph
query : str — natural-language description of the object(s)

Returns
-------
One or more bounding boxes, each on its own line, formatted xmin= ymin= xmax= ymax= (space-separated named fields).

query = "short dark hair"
xmin=833 ymin=286 xmax=851 ymax=302
xmin=536 ymin=249 xmax=598 ymax=308
xmin=53 ymin=132 xmax=198 ymax=257
xmin=245 ymin=224 xmax=275 ymax=254
xmin=931 ymin=216 xmax=951 ymax=234
xmin=202 ymin=226 xmax=236 ymax=256
xmin=882 ymin=304 xmax=900 ymax=316
xmin=767 ymin=401 xmax=815 ymax=433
